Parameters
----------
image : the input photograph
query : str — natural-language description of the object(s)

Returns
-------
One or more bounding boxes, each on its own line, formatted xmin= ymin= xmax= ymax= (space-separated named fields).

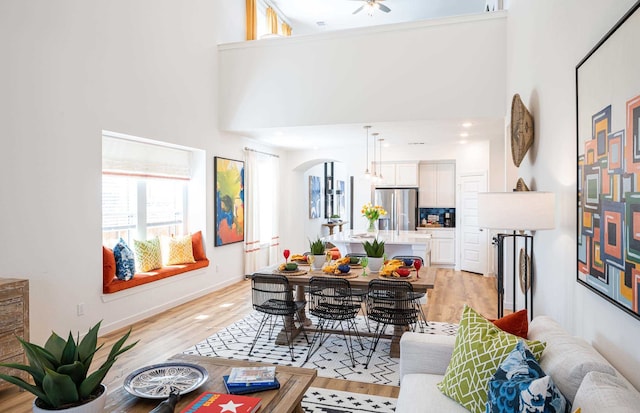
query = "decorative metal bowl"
xmin=123 ymin=362 xmax=208 ymax=399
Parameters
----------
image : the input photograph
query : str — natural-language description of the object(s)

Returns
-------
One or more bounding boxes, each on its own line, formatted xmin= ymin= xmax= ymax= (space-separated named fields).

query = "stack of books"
xmin=222 ymin=366 xmax=280 ymax=395
xmin=180 ymin=392 xmax=262 ymax=413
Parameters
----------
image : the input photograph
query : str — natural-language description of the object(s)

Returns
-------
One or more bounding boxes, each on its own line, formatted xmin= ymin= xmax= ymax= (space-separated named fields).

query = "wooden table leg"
xmin=275 ymin=285 xmax=311 ymax=345
xmin=390 ymin=324 xmax=409 ymax=358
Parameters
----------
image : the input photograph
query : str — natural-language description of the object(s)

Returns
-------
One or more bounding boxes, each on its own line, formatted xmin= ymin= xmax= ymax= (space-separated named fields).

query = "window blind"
xmin=102 ymin=134 xmax=192 ymax=179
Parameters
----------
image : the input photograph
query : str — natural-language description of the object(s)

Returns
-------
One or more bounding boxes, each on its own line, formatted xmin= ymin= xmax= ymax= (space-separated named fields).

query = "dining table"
xmin=252 ymin=262 xmax=436 ymax=358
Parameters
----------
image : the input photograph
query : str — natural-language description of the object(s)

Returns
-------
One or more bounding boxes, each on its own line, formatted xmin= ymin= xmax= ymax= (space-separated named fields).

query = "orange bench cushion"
xmin=103 ymin=258 xmax=209 ymax=294
xmin=103 ymin=232 xmax=209 ymax=294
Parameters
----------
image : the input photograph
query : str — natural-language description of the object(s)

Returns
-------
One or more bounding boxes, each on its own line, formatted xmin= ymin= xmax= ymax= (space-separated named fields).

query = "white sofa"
xmin=396 ymin=315 xmax=640 ymax=413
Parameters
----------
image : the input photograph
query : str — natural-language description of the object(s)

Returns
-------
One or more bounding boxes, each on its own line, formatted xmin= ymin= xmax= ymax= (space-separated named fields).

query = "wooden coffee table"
xmin=105 ymin=354 xmax=317 ymax=413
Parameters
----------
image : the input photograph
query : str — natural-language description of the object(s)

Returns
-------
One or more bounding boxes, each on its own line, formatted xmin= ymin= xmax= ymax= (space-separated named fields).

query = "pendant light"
xmin=363 ymin=126 xmax=371 ymax=178
xmin=372 ymin=132 xmax=379 ymax=182
xmin=378 ymin=137 xmax=384 ymax=181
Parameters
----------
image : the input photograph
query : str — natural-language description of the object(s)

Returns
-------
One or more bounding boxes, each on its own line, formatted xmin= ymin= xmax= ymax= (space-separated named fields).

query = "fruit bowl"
xmin=337 ymin=264 xmax=351 ymax=273
xmin=285 ymin=262 xmax=299 ymax=271
xmin=396 ymin=267 xmax=411 ymax=277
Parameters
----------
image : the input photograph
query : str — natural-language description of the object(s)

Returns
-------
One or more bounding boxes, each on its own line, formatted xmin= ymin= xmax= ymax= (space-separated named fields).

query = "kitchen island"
xmin=322 ymin=230 xmax=432 ymax=265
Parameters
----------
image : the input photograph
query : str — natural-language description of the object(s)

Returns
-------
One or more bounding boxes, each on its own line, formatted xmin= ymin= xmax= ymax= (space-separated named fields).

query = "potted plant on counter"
xmin=363 ymin=239 xmax=385 ymax=273
xmin=309 ymin=236 xmax=327 ymax=270
xmin=0 ymin=321 xmax=137 ymax=412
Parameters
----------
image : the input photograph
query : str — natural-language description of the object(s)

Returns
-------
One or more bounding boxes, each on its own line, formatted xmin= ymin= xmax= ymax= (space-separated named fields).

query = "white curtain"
xmin=244 ymin=150 xmax=280 ymax=275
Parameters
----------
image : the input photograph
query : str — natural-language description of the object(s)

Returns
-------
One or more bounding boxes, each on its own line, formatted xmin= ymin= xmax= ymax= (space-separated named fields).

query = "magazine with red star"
xmin=180 ymin=392 xmax=262 ymax=413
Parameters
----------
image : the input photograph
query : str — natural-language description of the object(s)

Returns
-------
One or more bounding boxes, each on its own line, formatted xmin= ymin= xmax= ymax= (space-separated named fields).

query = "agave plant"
xmin=309 ymin=236 xmax=326 ymax=255
xmin=0 ymin=321 xmax=137 ymax=409
xmin=362 ymin=239 xmax=385 ymax=258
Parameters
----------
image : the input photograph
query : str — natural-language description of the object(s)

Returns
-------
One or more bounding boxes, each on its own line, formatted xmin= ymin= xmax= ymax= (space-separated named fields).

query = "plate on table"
xmin=329 ymin=272 xmax=358 ymax=279
xmin=274 ymin=269 xmax=308 ymax=276
xmin=380 ymin=273 xmax=417 ymax=282
xmin=124 ymin=362 xmax=209 ymax=399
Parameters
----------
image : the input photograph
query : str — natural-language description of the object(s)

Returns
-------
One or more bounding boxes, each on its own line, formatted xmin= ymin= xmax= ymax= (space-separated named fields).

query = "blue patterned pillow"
xmin=486 ymin=340 xmax=570 ymax=413
xmin=113 ymin=238 xmax=135 ymax=281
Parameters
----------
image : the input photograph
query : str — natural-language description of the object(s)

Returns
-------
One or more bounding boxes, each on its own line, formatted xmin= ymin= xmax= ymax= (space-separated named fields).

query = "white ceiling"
xmin=246 ymin=0 xmax=505 ymax=150
xmin=244 ymin=119 xmax=505 ymax=151
xmin=270 ymin=0 xmax=490 ymax=35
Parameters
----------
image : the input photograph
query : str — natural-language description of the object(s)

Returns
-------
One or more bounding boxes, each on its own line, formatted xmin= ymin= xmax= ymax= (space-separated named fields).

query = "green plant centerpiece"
xmin=362 ymin=239 xmax=385 ymax=258
xmin=308 ymin=236 xmax=327 ymax=270
xmin=0 ymin=321 xmax=137 ymax=410
xmin=309 ymin=236 xmax=326 ymax=255
xmin=363 ymin=239 xmax=385 ymax=273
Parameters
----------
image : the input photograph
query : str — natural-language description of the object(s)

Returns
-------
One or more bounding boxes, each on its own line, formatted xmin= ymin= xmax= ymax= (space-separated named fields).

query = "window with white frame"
xmin=101 ymin=133 xmax=193 ymax=247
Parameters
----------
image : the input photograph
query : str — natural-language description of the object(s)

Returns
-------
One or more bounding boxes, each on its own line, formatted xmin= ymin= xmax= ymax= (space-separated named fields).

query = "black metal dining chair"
xmin=249 ymin=273 xmax=308 ymax=361
xmin=305 ymin=276 xmax=364 ymax=367
xmin=391 ymin=256 xmax=429 ymax=331
xmin=344 ymin=253 xmax=370 ymax=330
xmin=364 ymin=279 xmax=418 ymax=368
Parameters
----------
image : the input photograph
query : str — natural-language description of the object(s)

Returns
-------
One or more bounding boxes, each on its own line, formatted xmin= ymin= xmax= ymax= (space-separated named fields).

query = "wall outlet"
xmin=77 ymin=303 xmax=84 ymax=316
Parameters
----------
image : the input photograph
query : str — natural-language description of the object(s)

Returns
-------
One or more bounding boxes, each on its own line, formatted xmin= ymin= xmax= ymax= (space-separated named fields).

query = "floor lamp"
xmin=477 ymin=192 xmax=555 ymax=319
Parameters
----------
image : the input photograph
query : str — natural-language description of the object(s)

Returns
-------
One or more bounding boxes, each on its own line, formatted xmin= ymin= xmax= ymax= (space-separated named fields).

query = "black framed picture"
xmin=577 ymin=0 xmax=640 ymax=320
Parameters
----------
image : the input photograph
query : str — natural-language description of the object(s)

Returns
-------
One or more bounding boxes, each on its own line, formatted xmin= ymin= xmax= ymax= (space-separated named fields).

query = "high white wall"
xmin=0 ymin=0 xmax=250 ymax=343
xmin=507 ymin=0 xmax=640 ymax=389
xmin=218 ymin=13 xmax=507 ymax=132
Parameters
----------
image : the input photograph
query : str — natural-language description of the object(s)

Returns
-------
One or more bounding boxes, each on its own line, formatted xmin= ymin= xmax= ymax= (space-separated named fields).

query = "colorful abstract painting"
xmin=309 ymin=175 xmax=321 ymax=219
xmin=214 ymin=157 xmax=244 ymax=246
xmin=577 ymin=2 xmax=640 ymax=320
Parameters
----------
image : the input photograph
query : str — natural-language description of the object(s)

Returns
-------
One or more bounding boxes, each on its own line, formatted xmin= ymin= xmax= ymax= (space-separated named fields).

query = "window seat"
xmin=103 ymin=258 xmax=209 ymax=294
xmin=103 ymin=231 xmax=209 ymax=294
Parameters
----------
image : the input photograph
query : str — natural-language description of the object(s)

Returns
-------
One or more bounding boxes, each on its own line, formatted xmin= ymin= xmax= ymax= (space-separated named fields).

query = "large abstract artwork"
xmin=214 ymin=157 xmax=244 ymax=246
xmin=577 ymin=1 xmax=640 ymax=320
xmin=309 ymin=175 xmax=321 ymax=219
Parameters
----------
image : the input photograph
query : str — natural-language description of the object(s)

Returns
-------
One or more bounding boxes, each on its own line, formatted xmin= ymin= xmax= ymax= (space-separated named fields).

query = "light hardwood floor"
xmin=0 ymin=268 xmax=497 ymax=412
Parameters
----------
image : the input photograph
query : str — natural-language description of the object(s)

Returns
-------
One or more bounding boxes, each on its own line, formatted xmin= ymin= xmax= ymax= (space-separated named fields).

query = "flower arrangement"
xmin=361 ymin=203 xmax=387 ymax=221
xmin=361 ymin=203 xmax=387 ymax=232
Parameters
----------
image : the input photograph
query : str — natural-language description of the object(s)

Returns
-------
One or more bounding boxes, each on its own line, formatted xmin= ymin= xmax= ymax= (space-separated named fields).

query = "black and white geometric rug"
xmin=183 ymin=310 xmax=457 ymax=386
xmin=301 ymin=387 xmax=396 ymax=413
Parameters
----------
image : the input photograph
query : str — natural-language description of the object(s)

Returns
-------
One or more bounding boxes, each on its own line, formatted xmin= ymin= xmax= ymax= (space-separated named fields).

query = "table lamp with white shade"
xmin=477 ymin=191 xmax=555 ymax=319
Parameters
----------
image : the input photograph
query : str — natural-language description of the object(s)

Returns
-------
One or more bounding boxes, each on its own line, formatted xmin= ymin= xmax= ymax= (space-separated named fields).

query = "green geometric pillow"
xmin=437 ymin=305 xmax=546 ymax=413
xmin=133 ymin=237 xmax=162 ymax=272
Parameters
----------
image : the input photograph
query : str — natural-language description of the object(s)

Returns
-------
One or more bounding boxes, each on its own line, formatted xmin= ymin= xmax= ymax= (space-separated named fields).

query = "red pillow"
xmin=102 ymin=246 xmax=117 ymax=286
xmin=191 ymin=231 xmax=207 ymax=261
xmin=490 ymin=309 xmax=529 ymax=339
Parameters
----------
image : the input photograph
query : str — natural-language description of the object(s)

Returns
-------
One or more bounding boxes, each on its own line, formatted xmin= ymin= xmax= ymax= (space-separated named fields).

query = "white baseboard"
xmin=98 ymin=276 xmax=244 ymax=336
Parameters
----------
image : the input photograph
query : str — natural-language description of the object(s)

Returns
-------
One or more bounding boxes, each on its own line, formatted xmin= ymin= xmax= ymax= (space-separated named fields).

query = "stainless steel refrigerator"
xmin=374 ymin=188 xmax=418 ymax=231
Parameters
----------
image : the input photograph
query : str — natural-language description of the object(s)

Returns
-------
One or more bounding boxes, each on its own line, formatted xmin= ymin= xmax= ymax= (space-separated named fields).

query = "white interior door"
xmin=460 ymin=173 xmax=488 ymax=274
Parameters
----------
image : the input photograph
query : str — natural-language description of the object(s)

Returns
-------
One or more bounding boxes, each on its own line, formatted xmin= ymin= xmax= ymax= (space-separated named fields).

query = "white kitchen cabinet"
xmin=375 ymin=162 xmax=418 ymax=187
xmin=377 ymin=164 xmax=396 ymax=186
xmin=419 ymin=162 xmax=455 ymax=208
xmin=432 ymin=237 xmax=455 ymax=265
xmin=416 ymin=228 xmax=455 ymax=266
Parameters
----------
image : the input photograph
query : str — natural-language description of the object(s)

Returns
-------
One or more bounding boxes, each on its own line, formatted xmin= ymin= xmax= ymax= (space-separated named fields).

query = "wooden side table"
xmin=0 ymin=278 xmax=29 ymax=392
xmin=321 ymin=221 xmax=348 ymax=235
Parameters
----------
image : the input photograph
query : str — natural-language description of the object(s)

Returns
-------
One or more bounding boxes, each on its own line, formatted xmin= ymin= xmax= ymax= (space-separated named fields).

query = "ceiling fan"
xmin=351 ymin=0 xmax=391 ymax=15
